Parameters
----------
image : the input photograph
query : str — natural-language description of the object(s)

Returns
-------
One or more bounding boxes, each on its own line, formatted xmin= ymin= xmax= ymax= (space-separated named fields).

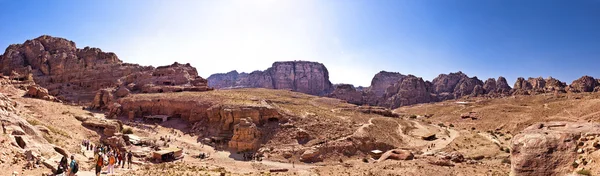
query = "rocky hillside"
xmin=207 ymin=61 xmax=334 ymax=96
xmin=0 ymin=35 xmax=211 ymax=103
xmin=329 ymin=70 xmax=600 ymax=109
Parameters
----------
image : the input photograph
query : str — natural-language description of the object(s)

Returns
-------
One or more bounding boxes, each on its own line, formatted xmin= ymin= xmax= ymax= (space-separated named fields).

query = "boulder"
xmin=114 ymin=87 xmax=130 ymax=97
xmin=376 ymin=149 xmax=414 ymax=162
xmin=300 ymin=148 xmax=322 ymax=163
xmin=511 ymin=122 xmax=600 ymax=176
xmin=25 ymin=85 xmax=59 ymax=102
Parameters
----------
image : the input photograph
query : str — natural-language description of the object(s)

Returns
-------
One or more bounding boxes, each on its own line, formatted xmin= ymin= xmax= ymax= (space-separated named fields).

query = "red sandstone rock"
xmin=208 ymin=61 xmax=333 ymax=96
xmin=0 ymin=35 xmax=211 ymax=103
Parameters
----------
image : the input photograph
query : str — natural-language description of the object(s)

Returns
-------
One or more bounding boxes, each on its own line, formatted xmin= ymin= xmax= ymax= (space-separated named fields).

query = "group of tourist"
xmin=82 ymin=139 xmax=93 ymax=151
xmin=91 ymin=142 xmax=134 ymax=176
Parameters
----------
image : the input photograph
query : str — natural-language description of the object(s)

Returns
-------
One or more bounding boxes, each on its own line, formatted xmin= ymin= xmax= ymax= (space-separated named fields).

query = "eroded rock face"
xmin=25 ymin=85 xmax=59 ymax=102
xmin=366 ymin=71 xmax=407 ymax=97
xmin=0 ymin=35 xmax=211 ymax=103
xmin=496 ymin=76 xmax=512 ymax=93
xmin=431 ymin=72 xmax=468 ymax=94
xmin=483 ymin=78 xmax=497 ymax=94
xmin=544 ymin=77 xmax=567 ymax=93
xmin=228 ymin=118 xmax=261 ymax=152
xmin=208 ymin=61 xmax=333 ymax=96
xmin=381 ymin=75 xmax=433 ymax=108
xmin=328 ymin=84 xmax=363 ymax=105
xmin=453 ymin=76 xmax=484 ymax=98
xmin=511 ymin=122 xmax=600 ymax=176
xmin=569 ymin=76 xmax=597 ymax=93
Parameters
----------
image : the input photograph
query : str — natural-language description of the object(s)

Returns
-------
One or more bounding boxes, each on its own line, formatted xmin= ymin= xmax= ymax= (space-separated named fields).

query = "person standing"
xmin=69 ymin=155 xmax=78 ymax=176
xmin=95 ymin=153 xmax=104 ymax=176
xmin=117 ymin=150 xmax=123 ymax=168
xmin=108 ymin=153 xmax=116 ymax=174
xmin=127 ymin=151 xmax=133 ymax=169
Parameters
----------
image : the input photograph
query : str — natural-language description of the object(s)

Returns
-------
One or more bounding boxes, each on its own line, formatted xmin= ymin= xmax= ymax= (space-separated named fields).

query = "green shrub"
xmin=122 ymin=127 xmax=134 ymax=134
xmin=577 ymin=169 xmax=591 ymax=176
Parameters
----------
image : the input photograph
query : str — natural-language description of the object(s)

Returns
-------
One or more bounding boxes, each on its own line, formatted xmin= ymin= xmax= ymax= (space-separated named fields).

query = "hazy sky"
xmin=1 ymin=0 xmax=599 ymax=86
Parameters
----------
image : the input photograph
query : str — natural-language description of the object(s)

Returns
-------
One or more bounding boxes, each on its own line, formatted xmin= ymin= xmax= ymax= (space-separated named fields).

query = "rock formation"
xmin=366 ymin=71 xmax=407 ymax=97
xmin=512 ymin=77 xmax=567 ymax=95
xmin=381 ymin=75 xmax=433 ymax=108
xmin=207 ymin=61 xmax=334 ymax=96
xmin=431 ymin=72 xmax=468 ymax=94
xmin=24 ymin=85 xmax=59 ymax=102
xmin=569 ymin=75 xmax=598 ymax=93
xmin=228 ymin=118 xmax=261 ymax=152
xmin=0 ymin=35 xmax=211 ymax=104
xmin=511 ymin=122 xmax=600 ymax=176
xmin=328 ymin=84 xmax=364 ymax=105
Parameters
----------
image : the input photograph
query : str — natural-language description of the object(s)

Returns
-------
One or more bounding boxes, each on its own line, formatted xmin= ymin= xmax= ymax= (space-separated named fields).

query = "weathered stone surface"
xmin=24 ymin=84 xmax=59 ymax=102
xmin=376 ymin=149 xmax=414 ymax=162
xmin=569 ymin=76 xmax=597 ymax=93
xmin=496 ymin=76 xmax=512 ymax=93
xmin=544 ymin=77 xmax=567 ymax=93
xmin=431 ymin=72 xmax=468 ymax=94
xmin=511 ymin=122 xmax=600 ymax=176
xmin=0 ymin=35 xmax=211 ymax=103
xmin=471 ymin=85 xmax=485 ymax=96
xmin=483 ymin=78 xmax=497 ymax=94
xmin=228 ymin=118 xmax=261 ymax=152
xmin=328 ymin=84 xmax=363 ymax=105
xmin=381 ymin=75 xmax=432 ymax=108
xmin=208 ymin=61 xmax=333 ymax=96
xmin=366 ymin=71 xmax=407 ymax=97
xmin=453 ymin=76 xmax=484 ymax=98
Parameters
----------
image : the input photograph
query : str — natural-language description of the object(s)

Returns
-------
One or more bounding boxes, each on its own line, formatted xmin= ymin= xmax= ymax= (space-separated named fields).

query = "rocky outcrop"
xmin=453 ymin=76 xmax=484 ymax=98
xmin=328 ymin=84 xmax=363 ymax=105
xmin=511 ymin=122 xmax=600 ymax=176
xmin=544 ymin=77 xmax=567 ymax=93
xmin=24 ymin=85 xmax=59 ymax=102
xmin=431 ymin=72 xmax=468 ymax=94
xmin=208 ymin=61 xmax=333 ymax=96
xmin=0 ymin=35 xmax=211 ymax=103
xmin=513 ymin=77 xmax=567 ymax=95
xmin=366 ymin=71 xmax=407 ymax=97
xmin=496 ymin=76 xmax=512 ymax=93
xmin=483 ymin=78 xmax=497 ymax=94
xmin=569 ymin=76 xmax=597 ymax=93
xmin=381 ymin=75 xmax=433 ymax=108
xmin=228 ymin=118 xmax=261 ymax=152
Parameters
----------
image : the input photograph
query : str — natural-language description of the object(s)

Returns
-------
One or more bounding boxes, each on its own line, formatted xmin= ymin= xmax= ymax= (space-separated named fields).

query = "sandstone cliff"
xmin=0 ymin=35 xmax=211 ymax=104
xmin=207 ymin=61 xmax=333 ymax=96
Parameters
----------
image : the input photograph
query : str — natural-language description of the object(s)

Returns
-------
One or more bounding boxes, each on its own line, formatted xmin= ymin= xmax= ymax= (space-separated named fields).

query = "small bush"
xmin=437 ymin=123 xmax=446 ymax=128
xmin=501 ymin=158 xmax=511 ymax=164
xmin=122 ymin=127 xmax=134 ymax=134
xmin=449 ymin=124 xmax=454 ymax=128
xmin=409 ymin=115 xmax=417 ymax=119
xmin=572 ymin=161 xmax=579 ymax=168
xmin=27 ymin=119 xmax=40 ymax=126
xmin=577 ymin=169 xmax=591 ymax=176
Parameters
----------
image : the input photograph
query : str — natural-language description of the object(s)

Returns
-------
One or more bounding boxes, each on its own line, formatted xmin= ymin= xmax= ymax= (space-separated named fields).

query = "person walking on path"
xmin=108 ymin=153 xmax=116 ymax=174
xmin=95 ymin=153 xmax=104 ymax=176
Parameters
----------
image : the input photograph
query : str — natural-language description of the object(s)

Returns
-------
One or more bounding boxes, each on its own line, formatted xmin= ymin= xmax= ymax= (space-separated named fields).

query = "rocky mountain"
xmin=0 ymin=35 xmax=211 ymax=103
xmin=207 ymin=61 xmax=334 ymax=96
xmin=328 ymin=72 xmax=595 ymax=109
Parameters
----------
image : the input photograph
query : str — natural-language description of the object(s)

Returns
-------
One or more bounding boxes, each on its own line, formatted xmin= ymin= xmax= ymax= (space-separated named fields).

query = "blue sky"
xmin=1 ymin=0 xmax=599 ymax=86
